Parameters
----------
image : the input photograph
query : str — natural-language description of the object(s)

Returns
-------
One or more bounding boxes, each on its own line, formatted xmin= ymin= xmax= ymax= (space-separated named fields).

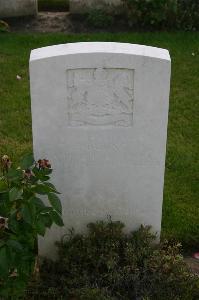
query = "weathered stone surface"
xmin=69 ymin=0 xmax=123 ymax=14
xmin=0 ymin=0 xmax=37 ymax=18
xmin=30 ymin=42 xmax=171 ymax=259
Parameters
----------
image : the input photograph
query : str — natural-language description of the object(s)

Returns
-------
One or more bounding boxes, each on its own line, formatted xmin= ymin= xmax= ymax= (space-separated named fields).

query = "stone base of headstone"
xmin=69 ymin=0 xmax=123 ymax=14
xmin=0 ymin=0 xmax=37 ymax=18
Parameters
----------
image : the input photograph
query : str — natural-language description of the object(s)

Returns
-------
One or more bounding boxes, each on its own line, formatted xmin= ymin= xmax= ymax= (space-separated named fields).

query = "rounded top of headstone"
xmin=30 ymin=42 xmax=170 ymax=62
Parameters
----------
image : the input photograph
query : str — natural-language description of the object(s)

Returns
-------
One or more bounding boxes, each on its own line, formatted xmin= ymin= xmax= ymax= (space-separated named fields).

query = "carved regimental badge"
xmin=67 ymin=68 xmax=134 ymax=126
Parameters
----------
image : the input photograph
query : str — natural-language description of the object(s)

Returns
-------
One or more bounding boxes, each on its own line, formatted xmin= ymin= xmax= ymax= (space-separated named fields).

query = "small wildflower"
xmin=10 ymin=269 xmax=18 ymax=277
xmin=191 ymin=52 xmax=195 ymax=56
xmin=0 ymin=217 xmax=6 ymax=230
xmin=16 ymin=211 xmax=22 ymax=221
xmin=16 ymin=75 xmax=22 ymax=80
xmin=0 ymin=20 xmax=9 ymax=32
xmin=37 ymin=159 xmax=51 ymax=169
xmin=193 ymin=252 xmax=199 ymax=260
xmin=1 ymin=155 xmax=12 ymax=173
xmin=23 ymin=168 xmax=34 ymax=179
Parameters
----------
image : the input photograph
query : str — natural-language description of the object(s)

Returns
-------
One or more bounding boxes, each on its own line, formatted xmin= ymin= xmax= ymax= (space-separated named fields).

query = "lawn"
xmin=0 ymin=32 xmax=198 ymax=250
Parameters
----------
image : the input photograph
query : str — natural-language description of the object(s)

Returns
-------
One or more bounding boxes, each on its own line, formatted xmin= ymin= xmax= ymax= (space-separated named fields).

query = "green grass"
xmin=38 ymin=0 xmax=69 ymax=11
xmin=0 ymin=32 xmax=198 ymax=250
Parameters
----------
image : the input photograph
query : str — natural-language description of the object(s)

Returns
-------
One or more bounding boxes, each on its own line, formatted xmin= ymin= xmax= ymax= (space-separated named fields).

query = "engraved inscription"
xmin=67 ymin=68 xmax=134 ymax=126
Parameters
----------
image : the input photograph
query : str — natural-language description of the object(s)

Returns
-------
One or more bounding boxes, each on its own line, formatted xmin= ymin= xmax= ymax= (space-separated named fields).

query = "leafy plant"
xmin=122 ymin=0 xmax=177 ymax=29
xmin=0 ymin=20 xmax=9 ymax=33
xmin=177 ymin=0 xmax=199 ymax=30
xmin=86 ymin=9 xmax=114 ymax=28
xmin=121 ymin=0 xmax=199 ymax=30
xmin=0 ymin=154 xmax=64 ymax=298
xmin=27 ymin=220 xmax=199 ymax=299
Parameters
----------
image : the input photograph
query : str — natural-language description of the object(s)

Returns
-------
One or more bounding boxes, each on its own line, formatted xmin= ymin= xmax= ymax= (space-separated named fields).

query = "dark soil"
xmin=2 ymin=12 xmax=125 ymax=33
xmin=4 ymin=12 xmax=78 ymax=33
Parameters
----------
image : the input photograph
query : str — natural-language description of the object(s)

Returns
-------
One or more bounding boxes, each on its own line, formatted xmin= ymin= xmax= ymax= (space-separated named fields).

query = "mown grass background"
xmin=0 ymin=32 xmax=198 ymax=250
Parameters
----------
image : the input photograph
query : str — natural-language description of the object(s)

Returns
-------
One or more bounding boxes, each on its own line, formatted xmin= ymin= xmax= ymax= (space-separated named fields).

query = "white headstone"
xmin=0 ymin=0 xmax=37 ymax=18
xmin=30 ymin=42 xmax=171 ymax=259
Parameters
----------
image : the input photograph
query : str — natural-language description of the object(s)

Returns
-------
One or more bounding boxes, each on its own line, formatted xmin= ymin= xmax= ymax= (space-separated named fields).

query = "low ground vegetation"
xmin=25 ymin=220 xmax=199 ymax=299
xmin=121 ymin=0 xmax=199 ymax=30
xmin=38 ymin=0 xmax=199 ymax=30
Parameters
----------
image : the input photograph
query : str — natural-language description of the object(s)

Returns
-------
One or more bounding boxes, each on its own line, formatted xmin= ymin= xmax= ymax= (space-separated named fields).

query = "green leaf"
xmin=35 ymin=219 xmax=46 ymax=236
xmin=40 ymin=213 xmax=53 ymax=228
xmin=0 ymin=179 xmax=8 ymax=192
xmin=0 ymin=240 xmax=5 ymax=248
xmin=32 ymin=166 xmax=39 ymax=176
xmin=21 ymin=204 xmax=32 ymax=224
xmin=6 ymin=168 xmax=23 ymax=181
xmin=29 ymin=201 xmax=37 ymax=222
xmin=33 ymin=184 xmax=52 ymax=195
xmin=0 ymin=191 xmax=10 ymax=216
xmin=32 ymin=167 xmax=50 ymax=182
xmin=44 ymin=182 xmax=61 ymax=194
xmin=0 ymin=246 xmax=9 ymax=274
xmin=31 ymin=196 xmax=45 ymax=210
xmin=40 ymin=168 xmax=52 ymax=176
xmin=20 ymin=153 xmax=34 ymax=169
xmin=48 ymin=193 xmax=62 ymax=214
xmin=8 ymin=213 xmax=19 ymax=233
xmin=40 ymin=175 xmax=50 ymax=182
xmin=40 ymin=206 xmax=53 ymax=214
xmin=9 ymin=187 xmax=22 ymax=202
xmin=6 ymin=239 xmax=23 ymax=251
xmin=0 ymin=190 xmax=9 ymax=200
xmin=50 ymin=210 xmax=64 ymax=227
